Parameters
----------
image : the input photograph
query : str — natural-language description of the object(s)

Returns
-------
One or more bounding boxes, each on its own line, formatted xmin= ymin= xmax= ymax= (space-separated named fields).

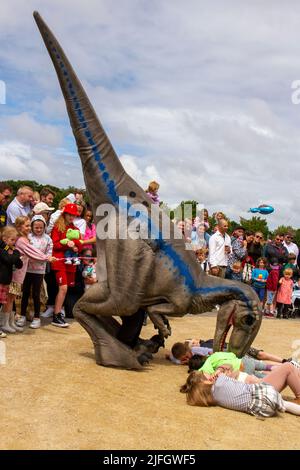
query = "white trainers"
xmin=41 ymin=306 xmax=54 ymax=318
xmin=65 ymin=259 xmax=72 ymax=265
xmin=16 ymin=316 xmax=26 ymax=327
xmin=0 ymin=330 xmax=7 ymax=338
xmin=30 ymin=318 xmax=41 ymax=329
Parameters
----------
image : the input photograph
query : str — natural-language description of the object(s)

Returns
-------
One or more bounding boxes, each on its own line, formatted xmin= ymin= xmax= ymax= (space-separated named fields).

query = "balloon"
xmin=248 ymin=204 xmax=274 ymax=215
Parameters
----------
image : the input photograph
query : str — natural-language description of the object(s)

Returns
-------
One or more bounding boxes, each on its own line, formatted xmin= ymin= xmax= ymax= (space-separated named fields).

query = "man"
xmin=0 ymin=182 xmax=13 ymax=228
xmin=40 ymin=187 xmax=56 ymax=207
xmin=283 ymin=232 xmax=299 ymax=264
xmin=6 ymin=186 xmax=33 ymax=225
xmin=209 ymin=218 xmax=232 ymax=278
xmin=33 ymin=201 xmax=55 ymax=223
xmin=228 ymin=226 xmax=247 ymax=269
xmin=264 ymin=233 xmax=288 ymax=266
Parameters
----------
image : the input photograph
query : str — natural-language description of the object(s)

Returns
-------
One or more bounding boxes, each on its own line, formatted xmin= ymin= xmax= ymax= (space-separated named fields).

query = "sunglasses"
xmin=2 ymin=194 xmax=11 ymax=200
xmin=255 ymin=236 xmax=262 ymax=239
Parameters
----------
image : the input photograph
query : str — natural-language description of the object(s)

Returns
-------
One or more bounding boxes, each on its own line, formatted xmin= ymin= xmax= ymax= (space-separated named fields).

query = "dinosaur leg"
xmin=117 ymin=309 xmax=146 ymax=348
xmin=147 ymin=303 xmax=175 ymax=338
xmin=73 ymin=286 xmax=145 ymax=369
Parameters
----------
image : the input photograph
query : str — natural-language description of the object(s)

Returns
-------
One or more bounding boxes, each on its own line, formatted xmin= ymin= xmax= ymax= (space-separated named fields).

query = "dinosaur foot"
xmin=137 ymin=352 xmax=153 ymax=366
xmin=74 ymin=308 xmax=144 ymax=369
xmin=135 ymin=334 xmax=165 ymax=356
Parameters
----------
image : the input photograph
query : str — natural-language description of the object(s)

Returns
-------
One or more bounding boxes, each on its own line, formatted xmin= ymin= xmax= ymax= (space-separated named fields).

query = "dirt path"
xmin=0 ymin=314 xmax=299 ymax=450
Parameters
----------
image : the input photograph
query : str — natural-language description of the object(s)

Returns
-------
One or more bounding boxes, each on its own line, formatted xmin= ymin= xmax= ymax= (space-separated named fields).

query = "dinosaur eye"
xmin=244 ymin=314 xmax=256 ymax=326
xmin=129 ymin=191 xmax=136 ymax=198
xmin=104 ymin=211 xmax=108 ymax=216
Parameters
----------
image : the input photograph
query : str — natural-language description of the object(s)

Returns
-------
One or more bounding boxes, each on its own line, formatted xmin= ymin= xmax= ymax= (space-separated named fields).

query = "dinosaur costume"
xmin=33 ymin=12 xmax=262 ymax=369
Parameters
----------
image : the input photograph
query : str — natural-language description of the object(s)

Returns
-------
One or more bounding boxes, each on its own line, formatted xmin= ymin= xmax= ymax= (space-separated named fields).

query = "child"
xmin=81 ymin=248 xmax=97 ymax=290
xmin=180 ymin=362 xmax=300 ymax=417
xmin=225 ymin=261 xmax=243 ymax=282
xmin=265 ymin=257 xmax=280 ymax=317
xmin=20 ymin=215 xmax=53 ymax=329
xmin=169 ymin=342 xmax=272 ymax=378
xmin=2 ymin=217 xmax=55 ymax=332
xmin=283 ymin=253 xmax=300 ymax=283
xmin=241 ymin=255 xmax=255 ymax=285
xmin=276 ymin=268 xmax=294 ymax=319
xmin=51 ymin=203 xmax=82 ymax=327
xmin=197 ymin=351 xmax=272 ymax=379
xmin=195 ymin=248 xmax=209 ymax=272
xmin=251 ymin=257 xmax=268 ymax=303
xmin=145 ymin=181 xmax=160 ymax=205
xmin=0 ymin=227 xmax=23 ymax=337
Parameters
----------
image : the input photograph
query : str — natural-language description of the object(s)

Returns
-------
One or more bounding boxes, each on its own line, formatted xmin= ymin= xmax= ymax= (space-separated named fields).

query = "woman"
xmin=51 ymin=203 xmax=82 ymax=327
xmin=247 ymin=231 xmax=264 ymax=264
xmin=180 ymin=362 xmax=300 ymax=417
xmin=74 ymin=201 xmax=87 ymax=237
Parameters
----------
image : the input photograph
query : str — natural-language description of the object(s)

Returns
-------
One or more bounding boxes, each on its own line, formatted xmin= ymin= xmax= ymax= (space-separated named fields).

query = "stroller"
xmin=290 ymin=282 xmax=300 ymax=318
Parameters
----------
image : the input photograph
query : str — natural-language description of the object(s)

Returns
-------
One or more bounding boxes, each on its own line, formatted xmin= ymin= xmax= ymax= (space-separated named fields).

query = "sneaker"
xmin=73 ymin=257 xmax=81 ymax=265
xmin=61 ymin=307 xmax=65 ymax=319
xmin=51 ymin=313 xmax=69 ymax=328
xmin=30 ymin=318 xmax=41 ymax=329
xmin=0 ymin=330 xmax=7 ymax=338
xmin=16 ymin=316 xmax=26 ymax=327
xmin=41 ymin=306 xmax=54 ymax=318
xmin=65 ymin=259 xmax=72 ymax=265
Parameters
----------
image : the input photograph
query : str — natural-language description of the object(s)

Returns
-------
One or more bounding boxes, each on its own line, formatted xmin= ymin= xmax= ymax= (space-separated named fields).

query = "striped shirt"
xmin=212 ymin=375 xmax=252 ymax=412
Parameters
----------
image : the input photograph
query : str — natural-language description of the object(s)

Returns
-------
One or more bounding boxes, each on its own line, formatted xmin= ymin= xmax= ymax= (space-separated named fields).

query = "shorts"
xmin=55 ymin=270 xmax=75 ymax=287
xmin=0 ymin=284 xmax=9 ymax=304
xmin=9 ymin=281 xmax=22 ymax=297
xmin=266 ymin=291 xmax=276 ymax=304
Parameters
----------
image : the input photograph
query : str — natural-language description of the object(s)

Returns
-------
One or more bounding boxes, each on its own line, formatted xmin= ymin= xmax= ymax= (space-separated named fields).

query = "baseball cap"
xmin=33 ymin=202 xmax=55 ymax=213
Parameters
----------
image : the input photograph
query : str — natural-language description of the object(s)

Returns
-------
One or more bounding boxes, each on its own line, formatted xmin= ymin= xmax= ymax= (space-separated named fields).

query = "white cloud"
xmin=1 ymin=0 xmax=300 ymax=229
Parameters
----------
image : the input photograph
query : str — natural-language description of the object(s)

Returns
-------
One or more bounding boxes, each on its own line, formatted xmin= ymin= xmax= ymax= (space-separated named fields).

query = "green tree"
xmin=173 ymin=200 xmax=198 ymax=221
xmin=239 ymin=216 xmax=269 ymax=239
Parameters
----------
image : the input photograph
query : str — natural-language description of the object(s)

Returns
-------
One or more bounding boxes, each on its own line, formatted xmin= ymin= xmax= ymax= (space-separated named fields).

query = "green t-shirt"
xmin=199 ymin=352 xmax=242 ymax=374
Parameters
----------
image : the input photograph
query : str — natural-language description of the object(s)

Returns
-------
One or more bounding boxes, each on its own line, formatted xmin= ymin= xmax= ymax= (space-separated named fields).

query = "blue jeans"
xmin=253 ymin=286 xmax=265 ymax=302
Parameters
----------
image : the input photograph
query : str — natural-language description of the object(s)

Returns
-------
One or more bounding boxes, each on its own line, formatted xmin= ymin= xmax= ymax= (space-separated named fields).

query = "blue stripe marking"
xmin=52 ymin=42 xmax=251 ymax=303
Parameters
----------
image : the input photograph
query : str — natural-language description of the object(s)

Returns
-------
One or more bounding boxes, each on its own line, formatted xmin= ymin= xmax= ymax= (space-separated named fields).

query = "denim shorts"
xmin=266 ymin=290 xmax=276 ymax=304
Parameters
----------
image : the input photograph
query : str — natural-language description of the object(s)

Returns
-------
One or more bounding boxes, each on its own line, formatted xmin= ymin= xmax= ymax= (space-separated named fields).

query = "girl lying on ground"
xmin=180 ymin=362 xmax=300 ymax=418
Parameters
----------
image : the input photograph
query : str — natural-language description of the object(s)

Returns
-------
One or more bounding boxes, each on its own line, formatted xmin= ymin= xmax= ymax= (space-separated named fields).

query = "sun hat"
xmin=33 ymin=202 xmax=55 ymax=214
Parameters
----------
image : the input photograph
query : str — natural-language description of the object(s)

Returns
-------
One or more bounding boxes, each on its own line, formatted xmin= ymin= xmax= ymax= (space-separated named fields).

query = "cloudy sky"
xmin=1 ymin=0 xmax=300 ymax=228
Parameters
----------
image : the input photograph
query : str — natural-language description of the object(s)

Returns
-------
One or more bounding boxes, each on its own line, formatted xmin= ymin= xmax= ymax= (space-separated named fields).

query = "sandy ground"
xmin=0 ymin=313 xmax=299 ymax=450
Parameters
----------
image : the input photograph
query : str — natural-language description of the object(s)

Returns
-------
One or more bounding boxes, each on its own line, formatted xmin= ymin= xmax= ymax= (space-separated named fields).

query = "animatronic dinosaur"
xmin=34 ymin=12 xmax=262 ymax=369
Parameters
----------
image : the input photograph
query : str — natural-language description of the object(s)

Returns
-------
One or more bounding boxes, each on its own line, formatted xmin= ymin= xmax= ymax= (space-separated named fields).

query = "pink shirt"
xmin=12 ymin=237 xmax=49 ymax=285
xmin=84 ymin=223 xmax=96 ymax=250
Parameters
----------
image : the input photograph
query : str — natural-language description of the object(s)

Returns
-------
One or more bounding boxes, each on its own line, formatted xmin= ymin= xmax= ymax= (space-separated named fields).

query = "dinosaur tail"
xmin=33 ymin=11 xmax=144 ymax=211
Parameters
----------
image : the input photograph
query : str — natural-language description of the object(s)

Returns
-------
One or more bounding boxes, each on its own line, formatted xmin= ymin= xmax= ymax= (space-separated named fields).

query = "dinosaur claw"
xmin=137 ymin=353 xmax=150 ymax=366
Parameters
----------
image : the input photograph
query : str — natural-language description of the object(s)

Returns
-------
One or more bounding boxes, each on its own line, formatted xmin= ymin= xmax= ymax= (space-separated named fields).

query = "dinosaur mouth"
xmin=219 ymin=311 xmax=235 ymax=351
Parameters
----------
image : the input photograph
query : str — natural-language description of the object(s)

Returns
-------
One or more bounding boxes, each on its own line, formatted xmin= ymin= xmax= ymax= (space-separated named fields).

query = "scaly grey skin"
xmin=33 ymin=12 xmax=262 ymax=369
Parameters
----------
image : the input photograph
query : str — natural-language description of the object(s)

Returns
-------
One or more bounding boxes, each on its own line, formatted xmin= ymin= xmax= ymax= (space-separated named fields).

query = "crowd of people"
xmin=0 ymin=182 xmax=97 ymax=336
xmin=177 ymin=211 xmax=300 ymax=319
xmin=1 ymin=180 xmax=300 ymax=419
xmin=1 ymin=179 xmax=300 ymax=338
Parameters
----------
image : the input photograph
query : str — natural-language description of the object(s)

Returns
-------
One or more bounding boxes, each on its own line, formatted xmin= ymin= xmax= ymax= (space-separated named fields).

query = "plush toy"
xmin=60 ymin=229 xmax=83 ymax=265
